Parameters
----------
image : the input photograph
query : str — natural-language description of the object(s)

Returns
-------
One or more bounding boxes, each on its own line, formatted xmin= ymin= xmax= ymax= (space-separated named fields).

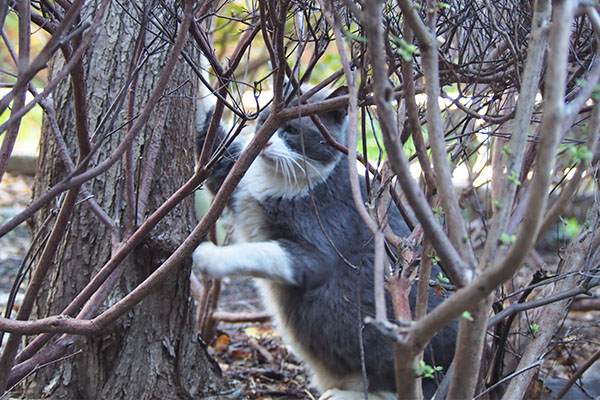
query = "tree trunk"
xmin=23 ymin=2 xmax=221 ymax=398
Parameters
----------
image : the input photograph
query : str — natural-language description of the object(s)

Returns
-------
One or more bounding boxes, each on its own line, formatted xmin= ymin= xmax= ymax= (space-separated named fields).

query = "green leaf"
xmin=436 ymin=271 xmax=449 ymax=284
xmin=501 ymin=145 xmax=513 ymax=156
xmin=593 ymin=83 xmax=600 ymax=101
xmin=462 ymin=311 xmax=474 ymax=321
xmin=529 ymin=323 xmax=540 ymax=334
xmin=499 ymin=233 xmax=516 ymax=246
xmin=568 ymin=145 xmax=593 ymax=164
xmin=564 ymin=218 xmax=581 ymax=238
xmin=390 ymin=34 xmax=418 ymax=61
xmin=507 ymin=170 xmax=521 ymax=186
xmin=415 ymin=360 xmax=443 ymax=379
xmin=342 ymin=29 xmax=367 ymax=43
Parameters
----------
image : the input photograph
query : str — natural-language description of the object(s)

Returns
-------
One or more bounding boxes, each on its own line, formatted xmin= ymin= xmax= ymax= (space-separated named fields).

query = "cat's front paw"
xmin=319 ymin=389 xmax=354 ymax=400
xmin=319 ymin=389 xmax=394 ymax=400
xmin=192 ymin=242 xmax=222 ymax=278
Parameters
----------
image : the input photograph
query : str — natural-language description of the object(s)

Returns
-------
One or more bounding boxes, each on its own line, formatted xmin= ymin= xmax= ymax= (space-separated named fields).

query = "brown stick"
xmin=212 ymin=311 xmax=270 ymax=323
xmin=0 ymin=0 xmax=29 ymax=182
xmin=553 ymin=349 xmax=600 ymax=400
xmin=569 ymin=298 xmax=600 ymax=311
xmin=0 ymin=0 xmax=85 ymax=116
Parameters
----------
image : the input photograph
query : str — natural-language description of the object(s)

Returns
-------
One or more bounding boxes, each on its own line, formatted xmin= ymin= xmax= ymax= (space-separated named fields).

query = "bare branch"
xmin=363 ymin=0 xmax=468 ymax=289
xmin=0 ymin=0 xmax=85 ymax=117
xmin=397 ymin=0 xmax=476 ymax=270
xmin=552 ymin=348 xmax=600 ymax=400
xmin=0 ymin=0 xmax=30 ymax=181
xmin=319 ymin=0 xmax=388 ymax=321
xmin=502 ymin=214 xmax=597 ymax=399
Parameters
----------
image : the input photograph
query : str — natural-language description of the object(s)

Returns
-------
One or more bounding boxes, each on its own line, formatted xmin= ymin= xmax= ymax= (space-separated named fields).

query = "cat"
xmin=192 ymin=86 xmax=456 ymax=400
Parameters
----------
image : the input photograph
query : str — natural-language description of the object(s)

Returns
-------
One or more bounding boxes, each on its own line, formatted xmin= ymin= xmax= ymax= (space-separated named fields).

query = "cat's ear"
xmin=324 ymin=86 xmax=349 ymax=121
xmin=325 ymin=86 xmax=349 ymax=100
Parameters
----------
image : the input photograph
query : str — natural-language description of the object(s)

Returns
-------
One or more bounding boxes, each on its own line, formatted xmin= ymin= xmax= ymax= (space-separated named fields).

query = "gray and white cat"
xmin=192 ymin=88 xmax=456 ymax=400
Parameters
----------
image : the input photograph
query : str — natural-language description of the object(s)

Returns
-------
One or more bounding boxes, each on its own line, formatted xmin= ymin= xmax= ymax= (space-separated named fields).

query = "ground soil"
xmin=204 ymin=275 xmax=318 ymax=400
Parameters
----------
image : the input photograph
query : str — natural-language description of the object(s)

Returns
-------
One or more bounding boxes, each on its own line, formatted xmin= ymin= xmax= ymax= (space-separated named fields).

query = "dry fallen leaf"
xmin=212 ymin=333 xmax=230 ymax=353
xmin=230 ymin=349 xmax=251 ymax=360
xmin=245 ymin=325 xmax=279 ymax=340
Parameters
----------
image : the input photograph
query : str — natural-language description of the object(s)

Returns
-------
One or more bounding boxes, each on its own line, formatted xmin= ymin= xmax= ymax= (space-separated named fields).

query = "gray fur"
xmin=193 ymin=90 xmax=456 ymax=399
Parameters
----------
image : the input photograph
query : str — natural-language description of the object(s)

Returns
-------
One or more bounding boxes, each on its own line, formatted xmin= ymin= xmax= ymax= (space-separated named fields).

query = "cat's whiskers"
xmin=285 ymin=156 xmax=300 ymax=186
xmin=280 ymin=154 xmax=293 ymax=189
xmin=271 ymin=151 xmax=328 ymax=189
xmin=268 ymin=148 xmax=301 ymax=189
xmin=258 ymin=140 xmax=336 ymax=200
xmin=281 ymin=157 xmax=291 ymax=188
xmin=289 ymin=152 xmax=326 ymax=183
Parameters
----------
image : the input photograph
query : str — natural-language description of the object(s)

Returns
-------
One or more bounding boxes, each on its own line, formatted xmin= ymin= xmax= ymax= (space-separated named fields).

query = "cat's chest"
xmin=231 ymin=188 xmax=270 ymax=242
xmin=231 ymin=159 xmax=300 ymax=242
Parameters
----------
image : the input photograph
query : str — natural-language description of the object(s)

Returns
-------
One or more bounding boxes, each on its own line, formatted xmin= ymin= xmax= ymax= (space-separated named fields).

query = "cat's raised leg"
xmin=192 ymin=241 xmax=297 ymax=285
xmin=318 ymin=389 xmax=396 ymax=400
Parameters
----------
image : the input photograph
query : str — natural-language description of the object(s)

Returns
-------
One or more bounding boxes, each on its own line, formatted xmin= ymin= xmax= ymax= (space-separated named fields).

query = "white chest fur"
xmin=231 ymin=188 xmax=269 ymax=242
xmin=232 ymin=152 xmax=313 ymax=242
xmin=230 ymin=157 xmax=277 ymax=242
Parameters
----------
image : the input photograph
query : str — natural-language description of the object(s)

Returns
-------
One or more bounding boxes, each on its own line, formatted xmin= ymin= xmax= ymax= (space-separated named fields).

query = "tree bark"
xmin=23 ymin=2 xmax=221 ymax=398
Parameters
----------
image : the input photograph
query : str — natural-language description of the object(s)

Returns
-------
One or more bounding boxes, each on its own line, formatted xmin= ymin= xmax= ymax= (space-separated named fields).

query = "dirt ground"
xmin=1 ymin=172 xmax=599 ymax=400
xmin=204 ymin=276 xmax=318 ymax=399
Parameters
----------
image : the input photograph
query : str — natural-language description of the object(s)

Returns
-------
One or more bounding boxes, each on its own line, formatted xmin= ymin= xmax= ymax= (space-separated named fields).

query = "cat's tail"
xmin=194 ymin=54 xmax=241 ymax=195
xmin=195 ymin=53 xmax=217 ymax=165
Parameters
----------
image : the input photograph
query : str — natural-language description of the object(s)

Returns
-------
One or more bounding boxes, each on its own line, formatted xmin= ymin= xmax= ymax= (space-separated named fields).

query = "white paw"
xmin=192 ymin=242 xmax=222 ymax=277
xmin=319 ymin=389 xmax=395 ymax=400
xmin=318 ymin=389 xmax=341 ymax=400
xmin=319 ymin=389 xmax=361 ymax=400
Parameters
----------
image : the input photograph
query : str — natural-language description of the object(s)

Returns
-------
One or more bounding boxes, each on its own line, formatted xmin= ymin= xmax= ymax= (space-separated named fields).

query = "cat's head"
xmin=254 ymin=86 xmax=348 ymax=188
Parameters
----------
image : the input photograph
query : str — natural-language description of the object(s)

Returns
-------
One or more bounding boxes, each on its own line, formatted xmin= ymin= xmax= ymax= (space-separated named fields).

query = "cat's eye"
xmin=286 ymin=125 xmax=300 ymax=135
